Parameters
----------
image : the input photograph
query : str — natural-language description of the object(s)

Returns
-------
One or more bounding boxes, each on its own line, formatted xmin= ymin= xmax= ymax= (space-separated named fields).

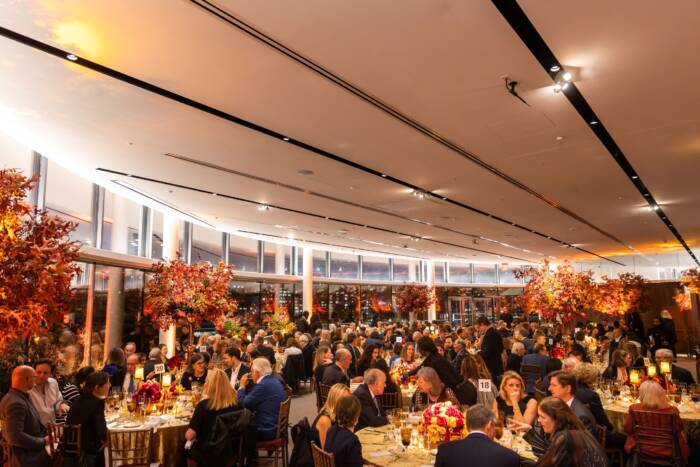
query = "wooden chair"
xmin=377 ymin=392 xmax=401 ymax=411
xmin=107 ymin=428 xmax=152 ymax=467
xmin=256 ymin=397 xmax=292 ymax=467
xmin=311 ymin=442 xmax=335 ymax=467
xmin=46 ymin=422 xmax=64 ymax=458
xmin=630 ymin=409 xmax=684 ymax=466
xmin=533 ymin=378 xmax=547 ymax=402
xmin=313 ymin=378 xmax=323 ymax=410
xmin=318 ymin=384 xmax=332 ymax=408
xmin=596 ymin=425 xmax=624 ymax=467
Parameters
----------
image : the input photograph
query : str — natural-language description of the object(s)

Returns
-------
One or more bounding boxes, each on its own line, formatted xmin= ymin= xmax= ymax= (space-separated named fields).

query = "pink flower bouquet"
xmin=421 ymin=402 xmax=466 ymax=444
xmin=133 ymin=381 xmax=162 ymax=403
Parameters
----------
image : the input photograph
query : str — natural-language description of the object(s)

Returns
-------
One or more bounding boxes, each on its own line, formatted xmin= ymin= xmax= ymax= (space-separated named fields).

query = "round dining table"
xmin=603 ymin=398 xmax=700 ymax=433
xmin=356 ymin=424 xmax=536 ymax=467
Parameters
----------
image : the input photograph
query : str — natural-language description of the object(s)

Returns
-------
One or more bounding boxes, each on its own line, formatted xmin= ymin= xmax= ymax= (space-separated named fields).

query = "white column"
xmin=408 ymin=260 xmax=417 ymax=282
xmin=426 ymin=260 xmax=436 ymax=322
xmin=104 ymin=194 xmax=130 ymax=356
xmin=302 ymin=247 xmax=314 ymax=318
xmin=274 ymin=244 xmax=286 ymax=314
xmin=159 ymin=213 xmax=180 ymax=358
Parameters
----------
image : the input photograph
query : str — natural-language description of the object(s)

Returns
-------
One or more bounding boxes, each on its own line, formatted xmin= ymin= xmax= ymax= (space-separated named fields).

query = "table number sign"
xmin=154 ymin=363 xmax=166 ymax=375
xmin=478 ymin=379 xmax=492 ymax=392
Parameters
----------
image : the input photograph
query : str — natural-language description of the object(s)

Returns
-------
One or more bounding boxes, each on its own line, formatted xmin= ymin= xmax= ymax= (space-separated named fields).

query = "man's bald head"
xmin=12 ymin=366 xmax=36 ymax=392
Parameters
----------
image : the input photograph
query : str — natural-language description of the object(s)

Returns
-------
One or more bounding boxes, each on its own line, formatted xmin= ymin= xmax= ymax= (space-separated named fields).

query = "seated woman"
xmin=313 ymin=345 xmax=334 ymax=384
xmin=181 ymin=353 xmax=208 ymax=390
xmin=323 ymin=395 xmax=363 ymax=467
xmin=66 ymin=371 xmax=110 ymax=467
xmin=461 ymin=354 xmax=498 ymax=414
xmin=357 ymin=344 xmax=381 ymax=378
xmin=312 ymin=383 xmax=351 ymax=448
xmin=535 ymin=397 xmax=607 ymax=466
xmin=186 ymin=368 xmax=250 ymax=465
xmin=623 ymin=380 xmax=689 ymax=461
xmin=413 ymin=367 xmax=459 ymax=410
xmin=391 ymin=342 xmax=418 ymax=371
xmin=623 ymin=342 xmax=645 ymax=368
xmin=280 ymin=337 xmax=303 ymax=369
xmin=603 ymin=349 xmax=632 ymax=384
xmin=496 ymin=371 xmax=537 ymax=427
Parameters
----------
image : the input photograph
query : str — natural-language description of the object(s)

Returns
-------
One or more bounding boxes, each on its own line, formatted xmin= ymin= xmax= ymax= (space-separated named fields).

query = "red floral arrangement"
xmin=421 ymin=402 xmax=466 ymax=444
xmin=674 ymin=268 xmax=700 ymax=311
xmin=395 ymin=285 xmax=435 ymax=316
xmin=133 ymin=381 xmax=162 ymax=403
xmin=593 ymin=273 xmax=646 ymax=316
xmin=145 ymin=256 xmax=236 ymax=329
xmin=0 ymin=169 xmax=81 ymax=350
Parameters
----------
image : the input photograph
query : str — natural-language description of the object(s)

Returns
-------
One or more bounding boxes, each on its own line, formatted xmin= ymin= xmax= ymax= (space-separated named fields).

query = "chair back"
xmin=46 ymin=422 xmax=63 ymax=457
xmin=377 ymin=392 xmax=401 ymax=411
xmin=630 ymin=409 xmax=681 ymax=465
xmin=318 ymin=384 xmax=332 ymax=408
xmin=311 ymin=442 xmax=335 ymax=467
xmin=107 ymin=428 xmax=152 ymax=467
xmin=313 ymin=378 xmax=323 ymax=411
xmin=59 ymin=423 xmax=82 ymax=458
xmin=596 ymin=425 xmax=607 ymax=449
xmin=276 ymin=397 xmax=292 ymax=440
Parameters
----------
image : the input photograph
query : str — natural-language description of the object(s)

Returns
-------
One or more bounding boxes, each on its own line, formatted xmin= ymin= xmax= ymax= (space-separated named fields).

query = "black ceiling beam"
xmin=0 ymin=25 xmax=620 ymax=265
xmin=491 ymin=0 xmax=699 ymax=267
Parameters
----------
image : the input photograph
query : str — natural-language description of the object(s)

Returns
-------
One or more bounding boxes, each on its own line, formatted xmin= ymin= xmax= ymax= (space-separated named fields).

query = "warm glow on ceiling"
xmin=52 ymin=20 xmax=103 ymax=59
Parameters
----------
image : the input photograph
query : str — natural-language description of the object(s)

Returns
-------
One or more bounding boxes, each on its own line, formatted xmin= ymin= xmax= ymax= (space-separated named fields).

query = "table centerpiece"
xmin=420 ymin=401 xmax=466 ymax=445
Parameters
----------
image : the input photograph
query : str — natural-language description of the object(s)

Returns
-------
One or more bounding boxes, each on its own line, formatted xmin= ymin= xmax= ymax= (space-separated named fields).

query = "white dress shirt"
xmin=28 ymin=377 xmax=63 ymax=427
xmin=229 ymin=363 xmax=243 ymax=389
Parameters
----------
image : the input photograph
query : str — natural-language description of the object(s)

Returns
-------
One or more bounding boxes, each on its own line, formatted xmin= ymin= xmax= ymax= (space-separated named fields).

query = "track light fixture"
xmin=552 ymin=69 xmax=573 ymax=93
xmin=258 ymin=204 xmax=270 ymax=211
xmin=412 ymin=190 xmax=426 ymax=199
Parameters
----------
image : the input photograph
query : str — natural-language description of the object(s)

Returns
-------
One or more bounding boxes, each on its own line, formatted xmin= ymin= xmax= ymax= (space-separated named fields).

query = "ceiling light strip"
xmin=189 ymin=0 xmax=631 ymax=253
xmin=99 ymin=168 xmax=533 ymax=262
xmin=0 ymin=25 xmax=617 ymax=265
xmin=491 ymin=0 xmax=699 ymax=267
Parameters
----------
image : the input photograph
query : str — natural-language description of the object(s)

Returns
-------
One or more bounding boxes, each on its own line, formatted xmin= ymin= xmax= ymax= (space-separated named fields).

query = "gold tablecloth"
xmin=108 ymin=415 xmax=189 ymax=467
xmin=603 ymin=401 xmax=700 ymax=433
xmin=356 ymin=424 xmax=535 ymax=467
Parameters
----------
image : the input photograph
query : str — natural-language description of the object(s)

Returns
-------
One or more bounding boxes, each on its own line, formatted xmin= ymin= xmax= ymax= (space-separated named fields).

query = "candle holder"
xmin=630 ymin=369 xmax=640 ymax=385
xmin=646 ymin=365 xmax=657 ymax=378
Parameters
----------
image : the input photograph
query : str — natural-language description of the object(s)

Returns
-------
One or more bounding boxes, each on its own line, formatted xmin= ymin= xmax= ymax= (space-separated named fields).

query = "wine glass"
xmin=400 ymin=424 xmax=412 ymax=447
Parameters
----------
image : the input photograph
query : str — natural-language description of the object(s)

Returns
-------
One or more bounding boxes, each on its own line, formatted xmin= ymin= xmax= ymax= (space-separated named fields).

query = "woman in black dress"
xmin=66 ymin=371 xmax=110 ymax=467
xmin=495 ymin=371 xmax=537 ymax=426
xmin=180 ymin=353 xmax=208 ymax=390
xmin=323 ymin=395 xmax=363 ymax=467
xmin=356 ymin=344 xmax=380 ymax=377
xmin=311 ymin=383 xmax=350 ymax=448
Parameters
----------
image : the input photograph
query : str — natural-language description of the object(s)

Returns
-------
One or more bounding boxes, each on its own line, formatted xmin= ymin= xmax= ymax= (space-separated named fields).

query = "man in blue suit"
xmin=435 ymin=404 xmax=519 ymax=467
xmin=237 ymin=357 xmax=287 ymax=440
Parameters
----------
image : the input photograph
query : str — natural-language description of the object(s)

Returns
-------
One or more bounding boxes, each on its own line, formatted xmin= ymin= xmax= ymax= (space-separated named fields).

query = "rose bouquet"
xmin=133 ymin=381 xmax=162 ymax=403
xmin=421 ymin=402 xmax=466 ymax=445
xmin=390 ymin=361 xmax=413 ymax=384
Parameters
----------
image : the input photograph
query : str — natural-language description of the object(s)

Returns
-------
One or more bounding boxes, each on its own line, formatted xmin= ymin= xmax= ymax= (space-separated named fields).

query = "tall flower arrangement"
xmin=394 ymin=285 xmax=435 ymax=317
xmin=0 ymin=169 xmax=80 ymax=350
xmin=594 ymin=273 xmax=646 ymax=316
xmin=674 ymin=268 xmax=700 ymax=311
xmin=515 ymin=260 xmax=595 ymax=322
xmin=145 ymin=256 xmax=236 ymax=349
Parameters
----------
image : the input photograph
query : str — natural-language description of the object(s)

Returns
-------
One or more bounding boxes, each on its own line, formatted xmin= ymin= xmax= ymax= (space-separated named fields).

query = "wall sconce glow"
xmin=52 ymin=21 xmax=103 ymax=58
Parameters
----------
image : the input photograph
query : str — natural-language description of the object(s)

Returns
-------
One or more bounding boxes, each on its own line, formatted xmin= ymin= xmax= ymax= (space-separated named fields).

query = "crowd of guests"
xmin=0 ymin=307 xmax=696 ymax=467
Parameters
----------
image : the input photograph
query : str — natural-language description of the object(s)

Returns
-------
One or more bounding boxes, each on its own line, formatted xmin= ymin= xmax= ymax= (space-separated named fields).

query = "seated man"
xmin=28 ymin=359 xmax=70 ymax=427
xmin=237 ymin=358 xmax=287 ymax=441
xmin=655 ymin=348 xmax=695 ymax=385
xmin=548 ymin=370 xmax=597 ymax=436
xmin=321 ymin=348 xmax=352 ymax=386
xmin=353 ymin=369 xmax=388 ymax=430
xmin=224 ymin=347 xmax=250 ymax=390
xmin=436 ymin=404 xmax=519 ymax=467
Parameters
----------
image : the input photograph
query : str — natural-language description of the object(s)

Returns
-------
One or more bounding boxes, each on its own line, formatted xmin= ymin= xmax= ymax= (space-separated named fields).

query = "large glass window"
xmin=45 ymin=160 xmax=93 ymax=245
xmin=330 ymin=252 xmax=359 ymax=279
xmin=361 ymin=285 xmax=393 ymax=321
xmin=329 ymin=285 xmax=360 ymax=322
xmin=229 ymin=236 xmax=259 ymax=272
xmin=313 ymin=283 xmax=329 ymax=322
xmin=192 ymin=224 xmax=223 ymax=264
xmin=102 ymin=191 xmax=140 ymax=255
xmin=474 ymin=264 xmax=497 ymax=283
xmin=362 ymin=256 xmax=390 ymax=281
xmin=498 ymin=264 xmax=521 ymax=284
xmin=393 ymin=259 xmax=409 ymax=282
xmin=434 ymin=262 xmax=445 ymax=282
xmin=448 ymin=263 xmax=472 ymax=283
xmin=263 ymin=243 xmax=291 ymax=275
xmin=151 ymin=210 xmax=164 ymax=260
xmin=313 ymin=251 xmax=327 ymax=277
xmin=229 ymin=281 xmax=261 ymax=326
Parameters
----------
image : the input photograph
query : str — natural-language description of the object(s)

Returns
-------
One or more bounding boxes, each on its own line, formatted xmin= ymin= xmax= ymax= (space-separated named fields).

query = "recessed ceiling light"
xmin=562 ymin=72 xmax=572 ymax=81
xmin=590 ymin=120 xmax=599 ymax=125
xmin=258 ymin=204 xmax=270 ymax=211
xmin=212 ymin=192 xmax=218 ymax=196
xmin=66 ymin=54 xmax=78 ymax=61
xmin=381 ymin=174 xmax=387 ymax=178
xmin=550 ymin=65 xmax=560 ymax=72
xmin=298 ymin=169 xmax=314 ymax=176
xmin=652 ymin=205 xmax=660 ymax=211
xmin=555 ymin=136 xmax=564 ymax=141
xmin=553 ymin=83 xmax=563 ymax=93
xmin=631 ymin=175 xmax=639 ymax=179
xmin=282 ymin=137 xmax=290 ymax=141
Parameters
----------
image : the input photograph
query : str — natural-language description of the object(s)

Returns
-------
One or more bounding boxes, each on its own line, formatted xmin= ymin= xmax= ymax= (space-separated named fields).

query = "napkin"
xmin=144 ymin=416 xmax=165 ymax=432
xmin=368 ymin=451 xmax=393 ymax=458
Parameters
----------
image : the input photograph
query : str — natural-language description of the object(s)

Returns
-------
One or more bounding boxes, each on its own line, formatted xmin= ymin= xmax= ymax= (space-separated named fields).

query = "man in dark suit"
xmin=298 ymin=334 xmax=314 ymax=380
xmin=143 ymin=347 xmax=161 ymax=380
xmin=224 ymin=347 xmax=250 ymax=390
xmin=436 ymin=404 xmax=519 ymax=467
xmin=506 ymin=342 xmax=525 ymax=373
xmin=345 ymin=333 xmax=362 ymax=378
xmin=548 ymin=371 xmax=597 ymax=435
xmin=655 ymin=348 xmax=696 ymax=384
xmin=0 ymin=366 xmax=50 ymax=467
xmin=353 ymin=369 xmax=388 ymax=430
xmin=321 ymin=349 xmax=352 ymax=386
xmin=477 ymin=316 xmax=504 ymax=382
xmin=237 ymin=358 xmax=287 ymax=441
xmin=520 ymin=343 xmax=550 ymax=394
xmin=254 ymin=337 xmax=276 ymax=367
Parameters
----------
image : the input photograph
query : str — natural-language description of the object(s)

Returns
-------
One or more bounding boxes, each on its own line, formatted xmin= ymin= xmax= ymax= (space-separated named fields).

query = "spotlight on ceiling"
xmin=552 ymin=69 xmax=574 ymax=93
xmin=66 ymin=54 xmax=78 ymax=61
xmin=550 ymin=65 xmax=561 ymax=72
xmin=257 ymin=204 xmax=270 ymax=211
xmin=412 ymin=190 xmax=426 ymax=199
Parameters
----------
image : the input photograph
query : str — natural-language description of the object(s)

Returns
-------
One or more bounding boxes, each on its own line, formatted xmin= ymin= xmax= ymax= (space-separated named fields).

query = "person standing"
xmin=477 ymin=317 xmax=504 ymax=383
xmin=0 ymin=366 xmax=51 ymax=467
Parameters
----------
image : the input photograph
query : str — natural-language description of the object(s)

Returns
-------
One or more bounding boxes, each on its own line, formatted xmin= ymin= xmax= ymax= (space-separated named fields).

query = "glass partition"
xmin=313 ymin=283 xmax=329 ymax=321
xmin=361 ymin=285 xmax=393 ymax=322
xmin=393 ymin=259 xmax=409 ymax=282
xmin=329 ymin=285 xmax=360 ymax=322
xmin=474 ymin=264 xmax=497 ymax=283
xmin=330 ymin=252 xmax=359 ymax=279
xmin=229 ymin=235 xmax=259 ymax=272
xmin=362 ymin=256 xmax=390 ymax=281
xmin=192 ymin=224 xmax=223 ymax=264
xmin=448 ymin=263 xmax=471 ymax=283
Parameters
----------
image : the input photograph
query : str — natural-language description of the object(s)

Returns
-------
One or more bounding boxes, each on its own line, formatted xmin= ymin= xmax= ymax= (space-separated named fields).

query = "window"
xmin=498 ymin=264 xmax=521 ymax=284
xmin=449 ymin=263 xmax=471 ymax=283
xmin=329 ymin=285 xmax=359 ymax=322
xmin=102 ymin=191 xmax=141 ymax=255
xmin=362 ymin=256 xmax=390 ymax=281
xmin=229 ymin=235 xmax=259 ymax=272
xmin=192 ymin=225 xmax=223 ymax=264
xmin=434 ymin=262 xmax=445 ymax=282
xmin=45 ymin=160 xmax=94 ymax=245
xmin=229 ymin=282 xmax=261 ymax=325
xmin=151 ymin=210 xmax=164 ymax=260
xmin=361 ymin=285 xmax=393 ymax=321
xmin=393 ymin=259 xmax=409 ymax=282
xmin=313 ymin=251 xmax=327 ymax=277
xmin=330 ymin=252 xmax=359 ymax=279
xmin=263 ymin=243 xmax=291 ymax=275
xmin=474 ymin=264 xmax=497 ymax=283
xmin=313 ymin=283 xmax=329 ymax=322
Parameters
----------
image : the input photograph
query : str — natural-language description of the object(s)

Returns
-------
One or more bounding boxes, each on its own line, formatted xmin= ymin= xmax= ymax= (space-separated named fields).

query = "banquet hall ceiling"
xmin=0 ymin=0 xmax=698 ymax=265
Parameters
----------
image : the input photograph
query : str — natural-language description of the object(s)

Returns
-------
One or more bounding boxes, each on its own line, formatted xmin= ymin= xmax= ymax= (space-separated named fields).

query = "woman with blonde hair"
xmin=313 ymin=345 xmax=334 ymax=384
xmin=496 ymin=371 xmax=537 ymax=426
xmin=311 ymin=383 xmax=351 ymax=447
xmin=185 ymin=368 xmax=245 ymax=464
xmin=623 ymin=381 xmax=689 ymax=460
xmin=391 ymin=342 xmax=418 ymax=370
